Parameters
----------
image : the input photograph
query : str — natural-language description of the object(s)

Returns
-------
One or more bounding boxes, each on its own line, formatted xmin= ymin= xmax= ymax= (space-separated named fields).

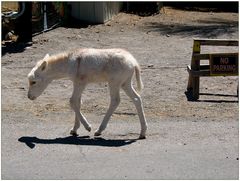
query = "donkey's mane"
xmin=46 ymin=52 xmax=69 ymax=64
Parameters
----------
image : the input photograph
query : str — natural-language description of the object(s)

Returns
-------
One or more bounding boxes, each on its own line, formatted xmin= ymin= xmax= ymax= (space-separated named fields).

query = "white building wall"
xmin=69 ymin=2 xmax=123 ymax=24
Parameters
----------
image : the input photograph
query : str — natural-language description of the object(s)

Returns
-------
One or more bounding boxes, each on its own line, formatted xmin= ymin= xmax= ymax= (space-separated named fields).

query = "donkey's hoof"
xmin=94 ymin=131 xmax=101 ymax=137
xmin=70 ymin=130 xmax=78 ymax=137
xmin=85 ymin=125 xmax=91 ymax=132
xmin=139 ymin=134 xmax=146 ymax=139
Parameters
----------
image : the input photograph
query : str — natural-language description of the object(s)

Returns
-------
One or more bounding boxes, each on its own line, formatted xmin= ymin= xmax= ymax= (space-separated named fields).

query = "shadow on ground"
xmin=185 ymin=90 xmax=239 ymax=103
xmin=18 ymin=136 xmax=137 ymax=149
xmin=2 ymin=42 xmax=32 ymax=56
xmin=145 ymin=18 xmax=238 ymax=38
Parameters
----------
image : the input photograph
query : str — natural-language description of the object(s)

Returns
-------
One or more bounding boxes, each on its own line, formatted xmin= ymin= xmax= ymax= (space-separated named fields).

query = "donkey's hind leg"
xmin=122 ymin=78 xmax=147 ymax=139
xmin=94 ymin=83 xmax=121 ymax=136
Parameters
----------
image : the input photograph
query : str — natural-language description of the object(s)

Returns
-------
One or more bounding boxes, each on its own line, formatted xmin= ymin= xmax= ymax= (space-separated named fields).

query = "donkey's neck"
xmin=46 ymin=52 xmax=75 ymax=80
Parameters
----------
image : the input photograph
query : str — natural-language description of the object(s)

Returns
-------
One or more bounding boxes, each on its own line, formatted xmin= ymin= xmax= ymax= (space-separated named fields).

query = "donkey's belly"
xmin=79 ymin=72 xmax=108 ymax=83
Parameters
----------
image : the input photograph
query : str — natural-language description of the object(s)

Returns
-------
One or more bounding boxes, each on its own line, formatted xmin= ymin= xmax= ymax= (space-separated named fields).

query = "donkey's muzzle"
xmin=28 ymin=93 xmax=36 ymax=100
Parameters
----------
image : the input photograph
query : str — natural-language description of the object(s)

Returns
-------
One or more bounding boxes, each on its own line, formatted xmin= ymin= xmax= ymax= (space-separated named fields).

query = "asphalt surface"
xmin=1 ymin=115 xmax=239 ymax=179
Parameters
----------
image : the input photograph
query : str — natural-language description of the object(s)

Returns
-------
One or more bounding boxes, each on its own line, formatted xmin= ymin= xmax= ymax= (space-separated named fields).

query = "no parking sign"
xmin=210 ymin=53 xmax=238 ymax=76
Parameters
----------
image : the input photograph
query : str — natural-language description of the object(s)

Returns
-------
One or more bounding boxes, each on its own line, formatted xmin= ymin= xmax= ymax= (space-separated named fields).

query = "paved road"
xmin=1 ymin=115 xmax=238 ymax=179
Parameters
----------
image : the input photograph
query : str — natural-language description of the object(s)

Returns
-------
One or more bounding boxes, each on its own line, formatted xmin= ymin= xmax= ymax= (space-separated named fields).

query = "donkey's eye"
xmin=30 ymin=81 xmax=36 ymax=86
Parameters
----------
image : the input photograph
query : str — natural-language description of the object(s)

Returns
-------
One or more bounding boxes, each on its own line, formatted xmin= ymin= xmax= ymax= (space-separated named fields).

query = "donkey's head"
xmin=27 ymin=54 xmax=52 ymax=100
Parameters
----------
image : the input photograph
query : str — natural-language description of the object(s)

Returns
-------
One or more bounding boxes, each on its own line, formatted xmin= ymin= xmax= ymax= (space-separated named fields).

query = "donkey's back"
xmin=72 ymin=48 xmax=140 ymax=84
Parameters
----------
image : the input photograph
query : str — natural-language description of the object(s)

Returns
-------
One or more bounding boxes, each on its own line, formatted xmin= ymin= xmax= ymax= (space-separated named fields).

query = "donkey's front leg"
xmin=70 ymin=98 xmax=81 ymax=136
xmin=70 ymin=82 xmax=91 ymax=136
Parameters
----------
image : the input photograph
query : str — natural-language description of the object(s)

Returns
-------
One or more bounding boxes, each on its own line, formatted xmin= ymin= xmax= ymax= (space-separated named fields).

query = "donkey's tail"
xmin=135 ymin=64 xmax=144 ymax=93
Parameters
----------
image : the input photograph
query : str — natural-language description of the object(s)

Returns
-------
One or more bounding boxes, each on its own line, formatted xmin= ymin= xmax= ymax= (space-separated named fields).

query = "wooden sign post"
xmin=186 ymin=39 xmax=238 ymax=101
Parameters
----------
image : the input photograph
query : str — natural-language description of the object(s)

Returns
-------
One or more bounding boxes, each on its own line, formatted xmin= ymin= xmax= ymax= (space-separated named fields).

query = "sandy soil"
xmin=1 ymin=8 xmax=239 ymax=179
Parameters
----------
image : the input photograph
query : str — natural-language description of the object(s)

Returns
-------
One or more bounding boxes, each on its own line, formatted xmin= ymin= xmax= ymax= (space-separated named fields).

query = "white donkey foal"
xmin=27 ymin=49 xmax=148 ymax=139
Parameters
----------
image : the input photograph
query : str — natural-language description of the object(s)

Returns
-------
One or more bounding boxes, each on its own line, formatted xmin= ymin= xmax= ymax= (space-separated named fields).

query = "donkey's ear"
xmin=40 ymin=61 xmax=47 ymax=71
xmin=43 ymin=54 xmax=49 ymax=60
